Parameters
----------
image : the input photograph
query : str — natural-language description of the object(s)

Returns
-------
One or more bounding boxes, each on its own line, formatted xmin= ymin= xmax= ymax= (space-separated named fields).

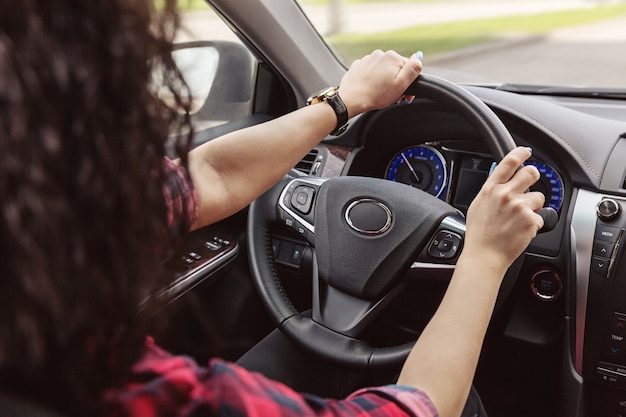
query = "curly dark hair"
xmin=0 ymin=0 xmax=193 ymax=415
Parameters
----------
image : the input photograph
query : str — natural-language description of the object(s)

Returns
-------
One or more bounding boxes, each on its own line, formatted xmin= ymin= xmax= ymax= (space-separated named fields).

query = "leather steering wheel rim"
xmin=247 ymin=74 xmax=516 ymax=370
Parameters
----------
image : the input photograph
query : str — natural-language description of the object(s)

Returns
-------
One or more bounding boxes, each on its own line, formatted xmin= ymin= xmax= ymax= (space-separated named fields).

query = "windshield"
xmin=295 ymin=0 xmax=626 ymax=89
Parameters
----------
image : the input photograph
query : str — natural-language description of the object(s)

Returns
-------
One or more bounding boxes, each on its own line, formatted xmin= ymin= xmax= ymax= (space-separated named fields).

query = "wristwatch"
xmin=306 ymin=86 xmax=349 ymax=136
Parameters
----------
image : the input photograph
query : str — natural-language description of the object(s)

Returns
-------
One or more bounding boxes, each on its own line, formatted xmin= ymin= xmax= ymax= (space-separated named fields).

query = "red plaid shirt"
xmin=162 ymin=158 xmax=198 ymax=229
xmin=103 ymin=338 xmax=437 ymax=417
xmin=103 ymin=160 xmax=438 ymax=417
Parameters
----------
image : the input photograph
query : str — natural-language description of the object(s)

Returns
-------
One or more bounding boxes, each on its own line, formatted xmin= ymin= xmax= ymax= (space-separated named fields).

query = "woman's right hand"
xmin=337 ymin=50 xmax=423 ymax=118
xmin=462 ymin=146 xmax=545 ymax=275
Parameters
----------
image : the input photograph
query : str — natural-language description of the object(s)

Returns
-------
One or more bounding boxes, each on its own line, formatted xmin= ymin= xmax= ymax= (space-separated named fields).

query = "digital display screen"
xmin=453 ymin=156 xmax=493 ymax=213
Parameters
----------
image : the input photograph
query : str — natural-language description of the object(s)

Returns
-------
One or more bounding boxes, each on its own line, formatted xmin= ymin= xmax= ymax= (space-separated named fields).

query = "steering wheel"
xmin=248 ymin=74 xmax=517 ymax=370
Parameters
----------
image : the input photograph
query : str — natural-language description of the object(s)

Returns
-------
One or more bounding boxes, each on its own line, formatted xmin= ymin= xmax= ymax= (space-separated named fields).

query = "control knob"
xmin=597 ymin=199 xmax=621 ymax=221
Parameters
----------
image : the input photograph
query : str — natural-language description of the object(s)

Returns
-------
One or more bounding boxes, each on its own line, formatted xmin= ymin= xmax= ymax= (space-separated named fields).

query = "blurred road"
xmin=428 ymin=14 xmax=626 ymax=87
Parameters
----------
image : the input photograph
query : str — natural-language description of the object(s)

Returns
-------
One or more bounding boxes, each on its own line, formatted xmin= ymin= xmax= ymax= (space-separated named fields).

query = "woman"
xmin=0 ymin=1 xmax=544 ymax=416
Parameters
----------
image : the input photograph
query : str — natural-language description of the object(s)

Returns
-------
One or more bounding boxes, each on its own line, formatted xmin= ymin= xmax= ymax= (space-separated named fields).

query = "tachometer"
xmin=525 ymin=160 xmax=564 ymax=212
xmin=385 ymin=145 xmax=447 ymax=198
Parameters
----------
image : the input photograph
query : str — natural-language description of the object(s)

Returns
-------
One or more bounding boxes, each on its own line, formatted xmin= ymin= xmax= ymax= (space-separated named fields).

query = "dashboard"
xmin=298 ymin=86 xmax=626 ymax=416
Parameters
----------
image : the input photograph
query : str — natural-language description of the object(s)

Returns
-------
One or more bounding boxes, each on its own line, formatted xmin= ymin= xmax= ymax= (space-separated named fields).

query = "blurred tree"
xmin=328 ymin=0 xmax=344 ymax=35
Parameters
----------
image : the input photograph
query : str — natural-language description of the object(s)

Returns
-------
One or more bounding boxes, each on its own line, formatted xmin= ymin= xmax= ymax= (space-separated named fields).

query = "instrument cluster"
xmin=385 ymin=144 xmax=564 ymax=215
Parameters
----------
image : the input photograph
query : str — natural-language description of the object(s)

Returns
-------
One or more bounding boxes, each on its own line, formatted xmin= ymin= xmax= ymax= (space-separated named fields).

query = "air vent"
xmin=294 ymin=149 xmax=320 ymax=175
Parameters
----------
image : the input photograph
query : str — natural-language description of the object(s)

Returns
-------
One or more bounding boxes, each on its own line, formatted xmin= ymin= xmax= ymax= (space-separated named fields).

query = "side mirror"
xmin=160 ymin=40 xmax=255 ymax=121
xmin=171 ymin=43 xmax=220 ymax=114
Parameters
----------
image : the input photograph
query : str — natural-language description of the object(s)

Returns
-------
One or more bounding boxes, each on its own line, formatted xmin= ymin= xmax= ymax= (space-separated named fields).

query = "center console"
xmin=574 ymin=190 xmax=626 ymax=416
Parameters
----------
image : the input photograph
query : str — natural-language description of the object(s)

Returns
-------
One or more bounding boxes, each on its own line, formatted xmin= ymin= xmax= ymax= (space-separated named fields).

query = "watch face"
xmin=307 ymin=87 xmax=338 ymax=105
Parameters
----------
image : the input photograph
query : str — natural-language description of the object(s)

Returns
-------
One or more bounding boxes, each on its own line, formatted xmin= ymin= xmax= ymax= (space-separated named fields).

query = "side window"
xmin=173 ymin=3 xmax=257 ymax=130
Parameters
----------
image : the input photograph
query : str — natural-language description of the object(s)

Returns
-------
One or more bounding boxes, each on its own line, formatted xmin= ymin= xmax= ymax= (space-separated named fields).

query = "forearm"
xmin=397 ymin=147 xmax=544 ymax=417
xmin=184 ymin=50 xmax=422 ymax=229
xmin=397 ymin=254 xmax=507 ymax=417
xmin=187 ymin=102 xmax=337 ymax=228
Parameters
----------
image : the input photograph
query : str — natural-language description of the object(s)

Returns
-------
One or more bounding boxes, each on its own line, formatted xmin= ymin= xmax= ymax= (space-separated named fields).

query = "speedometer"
xmin=525 ymin=160 xmax=564 ymax=212
xmin=385 ymin=145 xmax=447 ymax=198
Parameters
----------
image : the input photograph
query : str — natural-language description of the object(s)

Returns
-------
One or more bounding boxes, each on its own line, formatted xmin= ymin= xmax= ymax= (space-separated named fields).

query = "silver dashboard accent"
xmin=439 ymin=215 xmax=467 ymax=236
xmin=410 ymin=261 xmax=456 ymax=270
xmin=571 ymin=189 xmax=603 ymax=375
xmin=278 ymin=177 xmax=327 ymax=234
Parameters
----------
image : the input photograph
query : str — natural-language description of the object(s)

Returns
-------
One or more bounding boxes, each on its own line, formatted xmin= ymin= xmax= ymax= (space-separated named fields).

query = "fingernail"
xmin=525 ymin=146 xmax=533 ymax=155
xmin=414 ymin=51 xmax=424 ymax=62
xmin=488 ymin=161 xmax=497 ymax=176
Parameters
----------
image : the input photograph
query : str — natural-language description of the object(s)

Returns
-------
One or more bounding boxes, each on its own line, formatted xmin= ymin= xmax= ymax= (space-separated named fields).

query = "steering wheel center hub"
xmin=345 ymin=199 xmax=392 ymax=236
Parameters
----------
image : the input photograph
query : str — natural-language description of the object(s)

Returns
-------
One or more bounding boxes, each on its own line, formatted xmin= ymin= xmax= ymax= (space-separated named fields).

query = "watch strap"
xmin=306 ymin=87 xmax=349 ymax=136
xmin=326 ymin=92 xmax=349 ymax=136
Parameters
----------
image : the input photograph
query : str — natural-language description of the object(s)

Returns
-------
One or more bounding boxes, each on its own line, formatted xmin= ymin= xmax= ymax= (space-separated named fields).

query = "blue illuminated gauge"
xmin=525 ymin=160 xmax=564 ymax=212
xmin=385 ymin=145 xmax=447 ymax=198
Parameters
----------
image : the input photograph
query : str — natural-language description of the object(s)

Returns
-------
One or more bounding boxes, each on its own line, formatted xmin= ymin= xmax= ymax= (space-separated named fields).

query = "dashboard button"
xmin=611 ymin=314 xmax=626 ymax=335
xmin=593 ymin=241 xmax=615 ymax=258
xmin=530 ymin=270 xmax=562 ymax=301
xmin=608 ymin=341 xmax=623 ymax=356
xmin=597 ymin=198 xmax=621 ymax=221
xmin=592 ymin=256 xmax=610 ymax=277
xmin=597 ymin=366 xmax=626 ymax=386
xmin=595 ymin=225 xmax=621 ymax=243
xmin=205 ymin=241 xmax=222 ymax=251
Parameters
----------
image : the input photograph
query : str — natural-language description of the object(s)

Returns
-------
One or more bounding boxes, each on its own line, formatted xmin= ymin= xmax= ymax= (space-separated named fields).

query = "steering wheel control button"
xmin=282 ymin=213 xmax=296 ymax=228
xmin=428 ymin=231 xmax=462 ymax=260
xmin=597 ymin=198 xmax=621 ymax=221
xmin=290 ymin=185 xmax=315 ymax=214
xmin=437 ymin=238 xmax=453 ymax=252
xmin=345 ymin=199 xmax=392 ymax=236
xmin=530 ymin=270 xmax=563 ymax=301
xmin=283 ymin=182 xmax=298 ymax=207
xmin=294 ymin=220 xmax=308 ymax=239
xmin=272 ymin=238 xmax=309 ymax=269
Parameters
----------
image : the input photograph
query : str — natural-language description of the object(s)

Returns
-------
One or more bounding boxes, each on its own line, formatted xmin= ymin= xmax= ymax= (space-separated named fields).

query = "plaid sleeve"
xmin=162 ymin=158 xmax=198 ymax=230
xmin=102 ymin=338 xmax=438 ymax=417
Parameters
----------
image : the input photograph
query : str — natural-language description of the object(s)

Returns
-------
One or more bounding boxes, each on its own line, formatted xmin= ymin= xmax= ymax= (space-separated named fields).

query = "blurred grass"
xmin=299 ymin=0 xmax=448 ymax=4
xmin=176 ymin=0 xmax=210 ymax=10
xmin=328 ymin=3 xmax=626 ymax=63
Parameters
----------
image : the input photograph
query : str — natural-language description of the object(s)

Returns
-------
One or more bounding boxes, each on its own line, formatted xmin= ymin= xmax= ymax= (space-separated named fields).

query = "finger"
xmin=532 ymin=211 xmax=545 ymax=233
xmin=487 ymin=147 xmax=532 ymax=184
xmin=533 ymin=208 xmax=546 ymax=231
xmin=508 ymin=164 xmax=541 ymax=194
xmin=524 ymin=190 xmax=546 ymax=212
xmin=395 ymin=52 xmax=422 ymax=86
